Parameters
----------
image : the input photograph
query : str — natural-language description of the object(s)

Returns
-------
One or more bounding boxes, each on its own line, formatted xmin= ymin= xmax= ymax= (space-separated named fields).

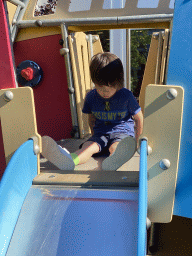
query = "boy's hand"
xmin=133 ymin=110 xmax=143 ymax=146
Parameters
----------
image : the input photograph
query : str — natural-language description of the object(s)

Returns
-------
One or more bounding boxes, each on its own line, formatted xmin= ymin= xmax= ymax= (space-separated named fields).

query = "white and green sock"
xmin=70 ymin=153 xmax=80 ymax=166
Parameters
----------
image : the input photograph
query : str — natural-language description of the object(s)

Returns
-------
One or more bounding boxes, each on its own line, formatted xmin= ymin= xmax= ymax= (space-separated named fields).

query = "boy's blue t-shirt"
xmin=82 ymin=88 xmax=141 ymax=137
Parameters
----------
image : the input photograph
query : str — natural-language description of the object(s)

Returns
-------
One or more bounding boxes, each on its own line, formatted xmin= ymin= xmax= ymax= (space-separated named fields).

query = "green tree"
xmin=131 ymin=30 xmax=151 ymax=96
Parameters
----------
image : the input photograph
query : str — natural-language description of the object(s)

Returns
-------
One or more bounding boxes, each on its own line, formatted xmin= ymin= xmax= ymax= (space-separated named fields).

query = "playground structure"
xmin=0 ymin=0 xmax=192 ymax=255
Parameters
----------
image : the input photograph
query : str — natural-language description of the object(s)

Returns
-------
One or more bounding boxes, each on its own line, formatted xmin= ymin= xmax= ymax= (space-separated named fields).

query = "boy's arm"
xmin=88 ymin=113 xmax=96 ymax=135
xmin=133 ymin=110 xmax=143 ymax=145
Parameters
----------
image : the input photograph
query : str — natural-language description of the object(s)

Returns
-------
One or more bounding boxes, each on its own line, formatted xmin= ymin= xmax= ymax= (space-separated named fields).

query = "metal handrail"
xmin=16 ymin=14 xmax=173 ymax=28
xmin=137 ymin=138 xmax=148 ymax=256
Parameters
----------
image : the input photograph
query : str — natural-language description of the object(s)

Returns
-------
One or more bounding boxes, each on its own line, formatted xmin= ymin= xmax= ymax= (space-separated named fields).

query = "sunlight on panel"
xmin=103 ymin=0 xmax=126 ymax=9
xmin=169 ymin=0 xmax=175 ymax=9
xmin=69 ymin=0 xmax=92 ymax=12
xmin=137 ymin=0 xmax=159 ymax=8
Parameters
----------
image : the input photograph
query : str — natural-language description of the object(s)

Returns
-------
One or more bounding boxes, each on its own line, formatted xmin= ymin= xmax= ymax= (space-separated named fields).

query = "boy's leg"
xmin=108 ymin=141 xmax=119 ymax=155
xmin=102 ymin=135 xmax=137 ymax=171
xmin=74 ymin=141 xmax=100 ymax=165
xmin=74 ymin=134 xmax=109 ymax=165
xmin=41 ymin=136 xmax=101 ymax=170
xmin=41 ymin=136 xmax=75 ymax=170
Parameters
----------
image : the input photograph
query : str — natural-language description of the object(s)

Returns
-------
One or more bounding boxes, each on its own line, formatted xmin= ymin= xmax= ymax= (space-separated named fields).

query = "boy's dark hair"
xmin=89 ymin=52 xmax=124 ymax=88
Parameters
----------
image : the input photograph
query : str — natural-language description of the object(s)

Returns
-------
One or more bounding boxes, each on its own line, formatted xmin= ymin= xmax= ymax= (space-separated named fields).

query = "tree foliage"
xmin=85 ymin=29 xmax=152 ymax=97
xmin=131 ymin=30 xmax=152 ymax=96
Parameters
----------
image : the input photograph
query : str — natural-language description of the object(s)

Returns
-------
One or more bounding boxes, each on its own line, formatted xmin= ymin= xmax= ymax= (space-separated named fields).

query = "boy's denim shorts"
xmin=80 ymin=132 xmax=132 ymax=156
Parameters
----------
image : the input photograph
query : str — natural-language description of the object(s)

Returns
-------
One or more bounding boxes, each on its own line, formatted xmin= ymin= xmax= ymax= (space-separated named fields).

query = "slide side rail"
xmin=0 ymin=140 xmax=37 ymax=256
xmin=137 ymin=138 xmax=148 ymax=256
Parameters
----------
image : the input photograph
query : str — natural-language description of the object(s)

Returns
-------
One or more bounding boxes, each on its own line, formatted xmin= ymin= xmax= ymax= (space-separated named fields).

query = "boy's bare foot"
xmin=102 ymin=136 xmax=137 ymax=171
xmin=41 ymin=136 xmax=75 ymax=171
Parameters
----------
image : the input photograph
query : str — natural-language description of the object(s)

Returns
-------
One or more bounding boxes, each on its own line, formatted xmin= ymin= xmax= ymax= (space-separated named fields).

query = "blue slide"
xmin=0 ymin=139 xmax=147 ymax=256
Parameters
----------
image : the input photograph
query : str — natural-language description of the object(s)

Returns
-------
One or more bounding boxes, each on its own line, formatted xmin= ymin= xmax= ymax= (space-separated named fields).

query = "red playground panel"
xmin=14 ymin=34 xmax=73 ymax=141
xmin=0 ymin=0 xmax=17 ymax=178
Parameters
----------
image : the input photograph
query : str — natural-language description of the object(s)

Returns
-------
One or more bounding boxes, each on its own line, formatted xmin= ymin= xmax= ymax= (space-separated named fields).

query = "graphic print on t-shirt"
xmin=92 ymin=110 xmax=127 ymax=121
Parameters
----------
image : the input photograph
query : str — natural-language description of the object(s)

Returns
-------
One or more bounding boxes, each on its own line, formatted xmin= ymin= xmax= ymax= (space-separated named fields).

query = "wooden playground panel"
xmin=139 ymin=29 xmax=170 ymax=113
xmin=68 ymin=31 xmax=103 ymax=138
xmin=0 ymin=87 xmax=41 ymax=173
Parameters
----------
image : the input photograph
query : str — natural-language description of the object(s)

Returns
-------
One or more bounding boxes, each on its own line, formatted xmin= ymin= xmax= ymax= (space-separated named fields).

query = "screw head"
xmin=4 ymin=91 xmax=14 ymax=101
xmin=12 ymin=19 xmax=16 ymax=25
xmin=68 ymin=87 xmax=74 ymax=94
xmin=137 ymin=145 xmax=152 ymax=155
xmin=34 ymin=145 xmax=40 ymax=154
xmin=159 ymin=159 xmax=171 ymax=170
xmin=166 ymin=89 xmax=177 ymax=100
xmin=60 ymin=48 xmax=69 ymax=56
xmin=36 ymin=20 xmax=43 ymax=26
xmin=93 ymin=35 xmax=99 ymax=42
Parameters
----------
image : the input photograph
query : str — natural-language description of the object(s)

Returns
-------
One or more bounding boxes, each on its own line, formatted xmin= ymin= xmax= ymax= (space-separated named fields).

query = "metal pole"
xmin=87 ymin=34 xmax=93 ymax=58
xmin=155 ymin=31 xmax=163 ymax=84
xmin=60 ymin=23 xmax=79 ymax=138
xmin=16 ymin=14 xmax=173 ymax=28
xmin=11 ymin=5 xmax=22 ymax=36
xmin=118 ymin=14 xmax=173 ymax=24
xmin=7 ymin=0 xmax=25 ymax=8
xmin=126 ymin=29 xmax=131 ymax=90
xmin=11 ymin=0 xmax=30 ymax=42
xmin=86 ymin=34 xmax=94 ymax=88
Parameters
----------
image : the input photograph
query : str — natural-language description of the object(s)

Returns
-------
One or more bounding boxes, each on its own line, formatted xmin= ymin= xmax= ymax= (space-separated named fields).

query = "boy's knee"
xmin=109 ymin=142 xmax=119 ymax=155
xmin=82 ymin=141 xmax=100 ymax=153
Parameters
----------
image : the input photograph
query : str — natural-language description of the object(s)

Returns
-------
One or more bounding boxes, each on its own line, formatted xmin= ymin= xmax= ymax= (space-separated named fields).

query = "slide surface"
xmin=6 ymin=185 xmax=139 ymax=256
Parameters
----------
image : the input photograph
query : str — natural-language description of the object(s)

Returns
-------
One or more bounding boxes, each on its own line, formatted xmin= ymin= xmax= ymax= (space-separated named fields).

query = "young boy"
xmin=42 ymin=52 xmax=143 ymax=171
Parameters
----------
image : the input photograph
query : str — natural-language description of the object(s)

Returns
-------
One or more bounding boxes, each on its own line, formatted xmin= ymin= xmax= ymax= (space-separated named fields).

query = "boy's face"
xmin=95 ymin=84 xmax=118 ymax=99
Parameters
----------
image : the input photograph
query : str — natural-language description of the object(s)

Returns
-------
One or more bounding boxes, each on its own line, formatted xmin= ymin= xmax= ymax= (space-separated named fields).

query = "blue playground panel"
xmin=167 ymin=0 xmax=192 ymax=218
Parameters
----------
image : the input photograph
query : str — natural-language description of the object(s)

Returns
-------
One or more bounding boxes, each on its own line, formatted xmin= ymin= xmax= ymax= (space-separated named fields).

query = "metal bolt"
xmin=166 ymin=88 xmax=177 ymax=100
xmin=60 ymin=48 xmax=69 ymax=56
xmin=12 ymin=19 xmax=16 ymax=25
xmin=36 ymin=20 xmax=43 ymax=26
xmin=4 ymin=91 xmax=14 ymax=101
xmin=49 ymin=175 xmax=55 ymax=178
xmin=159 ymin=159 xmax=171 ymax=170
xmin=68 ymin=87 xmax=74 ymax=94
xmin=146 ymin=217 xmax=151 ymax=230
xmin=137 ymin=145 xmax=152 ymax=155
xmin=147 ymin=145 xmax=152 ymax=155
xmin=34 ymin=145 xmax=40 ymax=155
xmin=93 ymin=35 xmax=99 ymax=42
